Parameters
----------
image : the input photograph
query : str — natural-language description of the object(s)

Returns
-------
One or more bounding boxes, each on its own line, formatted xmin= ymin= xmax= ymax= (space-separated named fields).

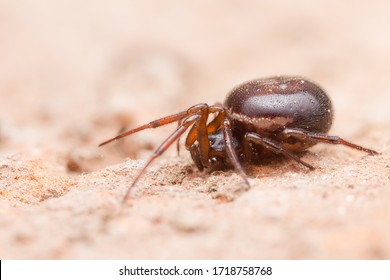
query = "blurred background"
xmin=1 ymin=0 xmax=389 ymax=149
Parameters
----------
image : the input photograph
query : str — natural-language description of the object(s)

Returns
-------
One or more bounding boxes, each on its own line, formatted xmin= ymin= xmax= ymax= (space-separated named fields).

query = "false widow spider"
xmin=99 ymin=76 xmax=378 ymax=201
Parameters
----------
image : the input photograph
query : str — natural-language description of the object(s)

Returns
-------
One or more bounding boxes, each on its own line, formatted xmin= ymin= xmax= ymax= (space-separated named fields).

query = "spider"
xmin=99 ymin=76 xmax=378 ymax=201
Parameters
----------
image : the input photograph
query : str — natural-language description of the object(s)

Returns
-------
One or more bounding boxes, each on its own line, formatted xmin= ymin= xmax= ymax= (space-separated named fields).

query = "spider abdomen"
xmin=224 ymin=76 xmax=334 ymax=139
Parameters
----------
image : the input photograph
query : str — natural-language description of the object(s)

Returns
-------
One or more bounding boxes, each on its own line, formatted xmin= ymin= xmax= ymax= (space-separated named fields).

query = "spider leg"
xmin=185 ymin=105 xmax=208 ymax=147
xmin=176 ymin=119 xmax=182 ymax=156
xmin=185 ymin=105 xmax=226 ymax=145
xmin=222 ymin=118 xmax=251 ymax=187
xmin=98 ymin=103 xmax=209 ymax=147
xmin=189 ymin=143 xmax=204 ymax=171
xmin=196 ymin=107 xmax=211 ymax=166
xmin=185 ymin=105 xmax=227 ymax=167
xmin=122 ymin=114 xmax=201 ymax=202
xmin=243 ymin=132 xmax=315 ymax=170
xmin=188 ymin=105 xmax=227 ymax=171
xmin=206 ymin=105 xmax=227 ymax=133
xmin=184 ymin=105 xmax=211 ymax=166
xmin=187 ymin=105 xmax=226 ymax=139
xmin=281 ymin=128 xmax=378 ymax=155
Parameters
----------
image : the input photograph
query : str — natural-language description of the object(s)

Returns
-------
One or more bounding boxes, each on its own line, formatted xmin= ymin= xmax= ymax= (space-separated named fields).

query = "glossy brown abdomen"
xmin=224 ymin=76 xmax=333 ymax=138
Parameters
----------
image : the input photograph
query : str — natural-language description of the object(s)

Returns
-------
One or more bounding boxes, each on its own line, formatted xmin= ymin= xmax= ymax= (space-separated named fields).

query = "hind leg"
xmin=280 ymin=128 xmax=378 ymax=155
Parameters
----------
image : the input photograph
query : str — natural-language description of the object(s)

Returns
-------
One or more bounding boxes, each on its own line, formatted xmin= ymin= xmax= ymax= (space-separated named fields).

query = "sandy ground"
xmin=1 ymin=0 xmax=390 ymax=259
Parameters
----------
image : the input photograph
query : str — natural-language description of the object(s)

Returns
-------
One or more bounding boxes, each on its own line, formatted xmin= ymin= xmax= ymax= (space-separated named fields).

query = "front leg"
xmin=189 ymin=143 xmax=204 ymax=171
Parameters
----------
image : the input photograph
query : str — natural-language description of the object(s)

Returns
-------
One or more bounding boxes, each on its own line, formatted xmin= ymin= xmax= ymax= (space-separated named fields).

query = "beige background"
xmin=1 ymin=0 xmax=389 ymax=259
